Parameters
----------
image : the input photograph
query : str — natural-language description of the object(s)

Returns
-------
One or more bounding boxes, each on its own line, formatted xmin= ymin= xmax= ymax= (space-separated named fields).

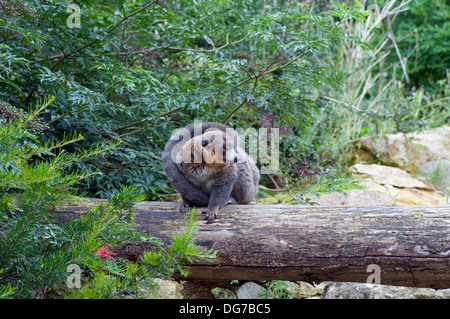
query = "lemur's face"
xmin=177 ymin=130 xmax=238 ymax=168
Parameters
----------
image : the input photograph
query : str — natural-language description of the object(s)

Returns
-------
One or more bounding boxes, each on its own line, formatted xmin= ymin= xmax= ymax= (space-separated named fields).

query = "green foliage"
xmin=380 ymin=0 xmax=449 ymax=89
xmin=67 ymin=206 xmax=214 ymax=299
xmin=0 ymin=0 xmax=374 ymax=198
xmin=259 ymin=280 xmax=296 ymax=299
xmin=107 ymin=185 xmax=147 ymax=214
xmin=291 ymin=0 xmax=449 ymax=157
xmin=0 ymin=282 xmax=15 ymax=299
xmin=0 ymin=101 xmax=213 ymax=298
xmin=140 ymin=207 xmax=216 ymax=279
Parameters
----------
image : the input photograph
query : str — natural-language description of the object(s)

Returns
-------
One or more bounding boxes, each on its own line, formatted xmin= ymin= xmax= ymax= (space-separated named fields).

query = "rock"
xmin=382 ymin=185 xmax=445 ymax=205
xmin=305 ymin=189 xmax=395 ymax=206
xmin=285 ymin=281 xmax=326 ymax=299
xmin=417 ymin=160 xmax=450 ymax=193
xmin=350 ymin=164 xmax=446 ymax=205
xmin=236 ymin=282 xmax=267 ymax=299
xmin=349 ymin=126 xmax=450 ymax=172
xmin=322 ymin=282 xmax=450 ymax=299
xmin=141 ymin=278 xmax=184 ymax=299
xmin=350 ymin=164 xmax=431 ymax=190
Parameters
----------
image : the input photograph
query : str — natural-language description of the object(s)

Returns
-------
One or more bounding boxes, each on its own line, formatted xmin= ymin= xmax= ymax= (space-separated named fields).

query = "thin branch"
xmin=237 ymin=49 xmax=310 ymax=87
xmin=117 ymin=128 xmax=143 ymax=138
xmin=113 ymin=104 xmax=187 ymax=133
xmin=318 ymin=96 xmax=363 ymax=112
xmin=58 ymin=141 xmax=119 ymax=167
xmin=387 ymin=15 xmax=410 ymax=83
xmin=47 ymin=105 xmax=89 ymax=124
xmin=0 ymin=134 xmax=84 ymax=164
xmin=25 ymin=2 xmax=156 ymax=105
xmin=93 ymin=129 xmax=136 ymax=149
xmin=50 ymin=1 xmax=156 ymax=71
xmin=266 ymin=174 xmax=280 ymax=190
xmin=258 ymin=185 xmax=288 ymax=192
xmin=222 ymin=98 xmax=248 ymax=124
xmin=33 ymin=30 xmax=247 ymax=65
xmin=159 ymin=33 xmax=249 ymax=54
xmin=108 ymin=33 xmax=249 ymax=61
xmin=224 ymin=49 xmax=311 ymax=123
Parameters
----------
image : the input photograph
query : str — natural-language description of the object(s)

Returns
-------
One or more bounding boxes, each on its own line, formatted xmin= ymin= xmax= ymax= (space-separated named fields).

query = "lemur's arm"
xmin=205 ymin=177 xmax=237 ymax=224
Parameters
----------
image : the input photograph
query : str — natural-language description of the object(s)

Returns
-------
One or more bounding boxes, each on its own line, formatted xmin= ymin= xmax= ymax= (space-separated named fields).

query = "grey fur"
xmin=162 ymin=122 xmax=260 ymax=223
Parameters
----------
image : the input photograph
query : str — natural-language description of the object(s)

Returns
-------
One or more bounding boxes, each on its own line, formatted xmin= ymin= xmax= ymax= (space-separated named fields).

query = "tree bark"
xmin=54 ymin=200 xmax=450 ymax=289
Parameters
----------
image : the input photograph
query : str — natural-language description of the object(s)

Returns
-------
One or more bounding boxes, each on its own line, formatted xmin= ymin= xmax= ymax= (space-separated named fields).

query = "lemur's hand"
xmin=178 ymin=203 xmax=190 ymax=214
xmin=205 ymin=209 xmax=218 ymax=224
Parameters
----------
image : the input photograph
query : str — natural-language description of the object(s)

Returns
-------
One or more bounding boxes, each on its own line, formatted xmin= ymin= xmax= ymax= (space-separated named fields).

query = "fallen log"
xmin=54 ymin=200 xmax=450 ymax=289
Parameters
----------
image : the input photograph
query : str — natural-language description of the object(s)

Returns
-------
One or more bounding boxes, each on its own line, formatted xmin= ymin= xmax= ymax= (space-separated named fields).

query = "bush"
xmin=0 ymin=0 xmax=372 ymax=198
xmin=0 ymin=99 xmax=213 ymax=298
xmin=382 ymin=0 xmax=449 ymax=89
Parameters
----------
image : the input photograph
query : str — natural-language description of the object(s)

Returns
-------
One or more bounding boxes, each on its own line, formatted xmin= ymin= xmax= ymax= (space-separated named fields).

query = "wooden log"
xmin=54 ymin=200 xmax=450 ymax=289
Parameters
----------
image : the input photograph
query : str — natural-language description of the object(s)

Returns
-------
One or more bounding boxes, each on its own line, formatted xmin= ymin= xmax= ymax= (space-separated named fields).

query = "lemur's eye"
xmin=201 ymin=139 xmax=209 ymax=147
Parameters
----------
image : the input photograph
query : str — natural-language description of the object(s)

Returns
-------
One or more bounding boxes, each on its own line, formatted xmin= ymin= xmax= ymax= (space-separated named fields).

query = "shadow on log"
xmin=54 ymin=200 xmax=450 ymax=290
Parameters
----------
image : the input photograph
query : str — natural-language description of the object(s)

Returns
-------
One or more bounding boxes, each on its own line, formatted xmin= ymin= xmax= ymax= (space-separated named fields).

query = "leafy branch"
xmin=113 ymin=104 xmax=187 ymax=133
xmin=25 ymin=2 xmax=157 ymax=104
xmin=47 ymin=105 xmax=90 ymax=125
xmin=49 ymin=1 xmax=157 ymax=71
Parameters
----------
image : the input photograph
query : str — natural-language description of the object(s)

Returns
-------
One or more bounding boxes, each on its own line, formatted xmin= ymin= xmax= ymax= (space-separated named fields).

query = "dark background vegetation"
xmin=2 ymin=0 xmax=447 ymax=199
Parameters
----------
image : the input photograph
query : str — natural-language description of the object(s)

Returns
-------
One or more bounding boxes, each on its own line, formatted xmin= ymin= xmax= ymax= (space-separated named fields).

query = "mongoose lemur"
xmin=162 ymin=122 xmax=259 ymax=223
